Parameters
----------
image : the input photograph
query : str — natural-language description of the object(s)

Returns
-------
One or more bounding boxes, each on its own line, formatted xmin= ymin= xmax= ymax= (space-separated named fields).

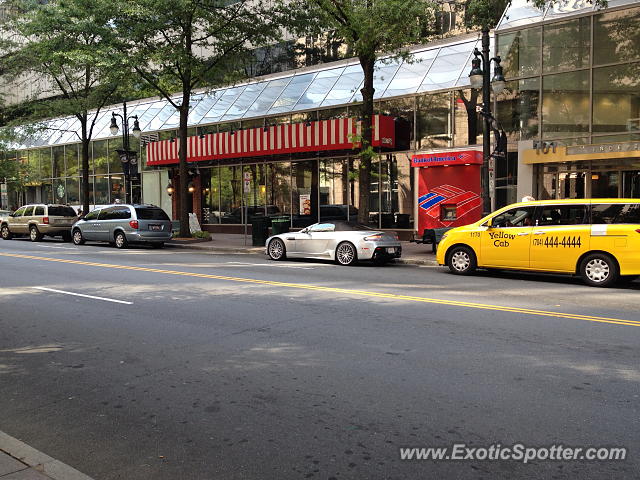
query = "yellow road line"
xmin=2 ymin=251 xmax=639 ymax=327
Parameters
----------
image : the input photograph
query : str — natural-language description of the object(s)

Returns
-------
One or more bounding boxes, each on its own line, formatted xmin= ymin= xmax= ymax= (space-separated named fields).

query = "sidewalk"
xmin=0 ymin=432 xmax=93 ymax=480
xmin=166 ymin=233 xmax=439 ymax=266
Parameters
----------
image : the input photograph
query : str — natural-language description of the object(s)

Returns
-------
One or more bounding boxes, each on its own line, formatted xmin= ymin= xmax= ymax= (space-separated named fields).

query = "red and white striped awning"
xmin=146 ymin=115 xmax=396 ymax=166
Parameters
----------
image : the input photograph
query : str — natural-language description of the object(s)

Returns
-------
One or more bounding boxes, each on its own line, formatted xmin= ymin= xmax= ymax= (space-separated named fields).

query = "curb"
xmin=165 ymin=242 xmax=439 ymax=266
xmin=0 ymin=431 xmax=94 ymax=480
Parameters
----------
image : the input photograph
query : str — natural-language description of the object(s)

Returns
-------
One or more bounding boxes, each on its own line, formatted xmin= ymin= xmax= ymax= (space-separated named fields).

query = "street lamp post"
xmin=110 ymin=102 xmax=141 ymax=204
xmin=469 ymin=27 xmax=506 ymax=215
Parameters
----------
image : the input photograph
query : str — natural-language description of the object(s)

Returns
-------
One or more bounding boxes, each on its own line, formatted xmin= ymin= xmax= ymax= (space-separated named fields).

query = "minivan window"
xmin=98 ymin=207 xmax=119 ymax=220
xmin=84 ymin=209 xmax=100 ymax=221
xmin=113 ymin=207 xmax=131 ymax=220
xmin=592 ymin=204 xmax=640 ymax=224
xmin=48 ymin=206 xmax=77 ymax=217
xmin=34 ymin=206 xmax=45 ymax=216
xmin=537 ymin=205 xmax=589 ymax=226
xmin=135 ymin=208 xmax=169 ymax=220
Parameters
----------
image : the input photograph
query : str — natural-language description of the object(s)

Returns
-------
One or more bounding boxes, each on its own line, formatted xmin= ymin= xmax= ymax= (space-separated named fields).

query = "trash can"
xmin=251 ymin=217 xmax=270 ymax=246
xmin=270 ymin=216 xmax=290 ymax=235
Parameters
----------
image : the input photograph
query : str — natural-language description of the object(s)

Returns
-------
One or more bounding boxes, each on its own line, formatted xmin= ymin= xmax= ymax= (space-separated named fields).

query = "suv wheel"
xmin=29 ymin=225 xmax=43 ymax=242
xmin=580 ymin=253 xmax=618 ymax=287
xmin=447 ymin=245 xmax=477 ymax=275
xmin=72 ymin=229 xmax=85 ymax=245
xmin=1 ymin=224 xmax=11 ymax=240
xmin=114 ymin=231 xmax=128 ymax=249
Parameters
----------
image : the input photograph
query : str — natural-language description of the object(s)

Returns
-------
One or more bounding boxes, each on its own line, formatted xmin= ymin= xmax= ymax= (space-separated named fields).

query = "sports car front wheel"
xmin=335 ymin=242 xmax=357 ymax=266
xmin=268 ymin=238 xmax=286 ymax=261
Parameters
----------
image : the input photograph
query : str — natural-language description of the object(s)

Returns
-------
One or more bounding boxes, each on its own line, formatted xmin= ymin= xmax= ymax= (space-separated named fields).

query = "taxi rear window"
xmin=592 ymin=204 xmax=640 ymax=224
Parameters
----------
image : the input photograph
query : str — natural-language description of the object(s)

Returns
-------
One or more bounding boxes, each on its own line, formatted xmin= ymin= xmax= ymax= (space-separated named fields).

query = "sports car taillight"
xmin=364 ymin=234 xmax=383 ymax=241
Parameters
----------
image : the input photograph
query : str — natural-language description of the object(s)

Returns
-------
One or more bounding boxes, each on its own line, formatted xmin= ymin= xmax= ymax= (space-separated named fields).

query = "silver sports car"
xmin=265 ymin=221 xmax=402 ymax=265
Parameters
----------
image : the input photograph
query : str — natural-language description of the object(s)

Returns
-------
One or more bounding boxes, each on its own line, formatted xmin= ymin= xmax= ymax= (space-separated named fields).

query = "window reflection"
xmin=542 ymin=70 xmax=590 ymax=139
xmin=543 ymin=18 xmax=590 ymax=73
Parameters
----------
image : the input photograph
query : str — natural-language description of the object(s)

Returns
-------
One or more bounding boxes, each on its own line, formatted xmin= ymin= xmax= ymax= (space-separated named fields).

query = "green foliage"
xmin=192 ymin=230 xmax=211 ymax=239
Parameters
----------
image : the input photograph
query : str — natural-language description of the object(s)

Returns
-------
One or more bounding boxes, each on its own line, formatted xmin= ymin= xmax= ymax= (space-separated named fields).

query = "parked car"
xmin=71 ymin=204 xmax=172 ymax=248
xmin=221 ymin=205 xmax=281 ymax=224
xmin=1 ymin=204 xmax=77 ymax=242
xmin=266 ymin=220 xmax=402 ymax=265
xmin=292 ymin=204 xmax=358 ymax=227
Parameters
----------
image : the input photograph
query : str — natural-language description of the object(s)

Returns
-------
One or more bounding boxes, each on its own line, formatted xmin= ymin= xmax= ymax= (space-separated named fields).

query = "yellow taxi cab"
xmin=436 ymin=199 xmax=640 ymax=287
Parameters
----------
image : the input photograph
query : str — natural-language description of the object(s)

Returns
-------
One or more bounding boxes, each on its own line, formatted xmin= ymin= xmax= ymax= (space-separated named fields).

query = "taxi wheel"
xmin=267 ymin=238 xmax=286 ymax=261
xmin=447 ymin=246 xmax=477 ymax=275
xmin=580 ymin=253 xmax=618 ymax=288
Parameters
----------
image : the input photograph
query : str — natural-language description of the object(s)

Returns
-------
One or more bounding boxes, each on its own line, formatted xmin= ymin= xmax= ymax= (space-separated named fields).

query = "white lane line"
xmin=33 ymin=287 xmax=133 ymax=305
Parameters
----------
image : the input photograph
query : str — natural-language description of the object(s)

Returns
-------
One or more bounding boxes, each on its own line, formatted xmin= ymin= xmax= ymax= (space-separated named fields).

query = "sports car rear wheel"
xmin=336 ymin=242 xmax=357 ymax=266
xmin=268 ymin=238 xmax=286 ymax=261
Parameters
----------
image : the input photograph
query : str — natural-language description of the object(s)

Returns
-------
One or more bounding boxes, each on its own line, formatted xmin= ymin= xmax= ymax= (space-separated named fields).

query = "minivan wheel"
xmin=29 ymin=225 xmax=43 ymax=242
xmin=335 ymin=242 xmax=357 ymax=266
xmin=267 ymin=238 xmax=286 ymax=261
xmin=114 ymin=231 xmax=128 ymax=249
xmin=1 ymin=225 xmax=11 ymax=240
xmin=72 ymin=229 xmax=85 ymax=245
xmin=580 ymin=253 xmax=618 ymax=287
xmin=447 ymin=245 xmax=477 ymax=275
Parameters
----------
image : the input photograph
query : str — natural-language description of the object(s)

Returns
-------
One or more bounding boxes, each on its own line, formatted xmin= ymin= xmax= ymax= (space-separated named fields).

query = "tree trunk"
xmin=457 ymin=89 xmax=479 ymax=145
xmin=178 ymin=96 xmax=191 ymax=238
xmin=358 ymin=56 xmax=375 ymax=225
xmin=80 ymin=118 xmax=90 ymax=215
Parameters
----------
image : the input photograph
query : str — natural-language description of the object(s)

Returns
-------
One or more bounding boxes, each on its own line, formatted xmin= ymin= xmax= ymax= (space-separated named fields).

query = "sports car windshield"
xmin=331 ymin=221 xmax=375 ymax=231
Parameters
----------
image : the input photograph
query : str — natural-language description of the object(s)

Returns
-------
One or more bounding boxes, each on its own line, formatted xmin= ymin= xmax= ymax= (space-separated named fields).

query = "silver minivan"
xmin=71 ymin=204 xmax=172 ymax=248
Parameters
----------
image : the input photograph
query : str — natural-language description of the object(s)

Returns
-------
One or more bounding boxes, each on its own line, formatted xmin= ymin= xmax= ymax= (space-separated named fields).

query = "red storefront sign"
xmin=146 ymin=115 xmax=396 ymax=166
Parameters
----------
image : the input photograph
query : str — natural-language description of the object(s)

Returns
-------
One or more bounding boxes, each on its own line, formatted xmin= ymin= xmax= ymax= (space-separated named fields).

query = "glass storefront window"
xmin=454 ymin=89 xmax=482 ymax=147
xmin=593 ymin=6 xmax=640 ymax=66
xmin=36 ymin=148 xmax=51 ymax=179
xmin=108 ymin=138 xmax=124 ymax=174
xmin=53 ymin=178 xmax=66 ymax=203
xmin=496 ymin=78 xmax=540 ymax=141
xmin=110 ymin=175 xmax=126 ymax=203
xmin=67 ymin=177 xmax=80 ymax=205
xmin=593 ymin=62 xmax=640 ymax=135
xmin=292 ymin=159 xmax=316 ymax=227
xmin=416 ymin=92 xmax=451 ymax=148
xmin=542 ymin=18 xmax=590 ymax=73
xmin=267 ymin=162 xmax=292 ymax=218
xmin=243 ymin=163 xmax=267 ymax=222
xmin=622 ymin=171 xmax=640 ymax=198
xmin=497 ymin=27 xmax=541 ymax=78
xmin=52 ymin=146 xmax=65 ymax=178
xmin=203 ymin=166 xmax=220 ymax=224
xmin=542 ymin=70 xmax=590 ymax=139
xmin=558 ymin=171 xmax=586 ymax=198
xmin=65 ymin=145 xmax=79 ymax=177
xmin=93 ymin=140 xmax=108 ymax=175
xmin=220 ymin=165 xmax=243 ymax=224
xmin=94 ymin=175 xmax=109 ymax=204
xmin=319 ymin=158 xmax=350 ymax=223
xmin=591 ymin=171 xmax=620 ymax=197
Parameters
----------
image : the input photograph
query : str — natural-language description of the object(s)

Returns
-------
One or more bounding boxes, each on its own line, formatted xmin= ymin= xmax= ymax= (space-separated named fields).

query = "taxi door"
xmin=480 ymin=206 xmax=536 ymax=268
xmin=529 ymin=204 xmax=590 ymax=272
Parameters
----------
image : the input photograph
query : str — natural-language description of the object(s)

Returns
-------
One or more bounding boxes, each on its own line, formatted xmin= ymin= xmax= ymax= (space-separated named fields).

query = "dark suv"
xmin=1 ymin=204 xmax=78 ymax=242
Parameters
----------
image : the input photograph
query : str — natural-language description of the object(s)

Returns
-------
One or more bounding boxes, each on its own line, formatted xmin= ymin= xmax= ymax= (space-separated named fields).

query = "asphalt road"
xmin=0 ymin=237 xmax=638 ymax=479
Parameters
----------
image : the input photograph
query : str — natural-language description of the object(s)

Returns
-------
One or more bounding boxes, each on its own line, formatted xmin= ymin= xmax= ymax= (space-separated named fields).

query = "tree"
xmin=114 ymin=0 xmax=286 ymax=238
xmin=0 ymin=0 xmax=127 ymax=215
xmin=289 ymin=0 xmax=437 ymax=224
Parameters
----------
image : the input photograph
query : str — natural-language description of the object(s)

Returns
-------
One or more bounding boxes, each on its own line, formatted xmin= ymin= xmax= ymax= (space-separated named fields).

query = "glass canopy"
xmin=13 ymin=35 xmax=484 ymax=149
